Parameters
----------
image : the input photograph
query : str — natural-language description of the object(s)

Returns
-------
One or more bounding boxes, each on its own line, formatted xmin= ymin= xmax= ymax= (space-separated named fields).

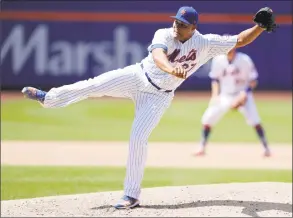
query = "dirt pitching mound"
xmin=1 ymin=182 xmax=292 ymax=217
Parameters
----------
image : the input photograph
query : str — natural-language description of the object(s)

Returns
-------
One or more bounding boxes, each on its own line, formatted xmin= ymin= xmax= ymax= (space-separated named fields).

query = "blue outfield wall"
xmin=0 ymin=1 xmax=292 ymax=90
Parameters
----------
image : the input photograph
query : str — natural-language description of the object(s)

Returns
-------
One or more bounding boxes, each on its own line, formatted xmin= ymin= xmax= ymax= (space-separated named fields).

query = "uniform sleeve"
xmin=209 ymin=57 xmax=222 ymax=79
xmin=147 ymin=29 xmax=169 ymax=53
xmin=205 ymin=34 xmax=238 ymax=59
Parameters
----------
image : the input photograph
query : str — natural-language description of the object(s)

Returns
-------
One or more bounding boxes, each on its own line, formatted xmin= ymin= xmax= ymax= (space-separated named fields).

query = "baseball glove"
xmin=253 ymin=7 xmax=278 ymax=33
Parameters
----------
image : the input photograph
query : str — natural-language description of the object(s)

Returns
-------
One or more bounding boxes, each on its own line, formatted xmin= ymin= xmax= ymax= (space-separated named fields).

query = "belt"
xmin=140 ymin=63 xmax=173 ymax=93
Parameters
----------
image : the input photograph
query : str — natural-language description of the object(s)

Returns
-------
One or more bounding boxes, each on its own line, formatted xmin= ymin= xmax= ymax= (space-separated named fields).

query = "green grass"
xmin=1 ymin=165 xmax=292 ymax=200
xmin=1 ymin=98 xmax=292 ymax=142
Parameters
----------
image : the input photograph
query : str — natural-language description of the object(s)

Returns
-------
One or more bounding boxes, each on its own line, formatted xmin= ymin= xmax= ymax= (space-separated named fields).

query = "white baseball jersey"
xmin=209 ymin=52 xmax=258 ymax=94
xmin=201 ymin=52 xmax=261 ymax=127
xmin=141 ymin=28 xmax=238 ymax=91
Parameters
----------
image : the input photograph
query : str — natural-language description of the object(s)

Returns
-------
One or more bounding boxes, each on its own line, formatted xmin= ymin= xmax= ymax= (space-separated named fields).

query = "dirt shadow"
xmin=91 ymin=200 xmax=292 ymax=217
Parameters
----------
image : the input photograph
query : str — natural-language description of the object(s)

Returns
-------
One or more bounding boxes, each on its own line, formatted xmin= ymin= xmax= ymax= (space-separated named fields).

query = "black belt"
xmin=140 ymin=63 xmax=173 ymax=93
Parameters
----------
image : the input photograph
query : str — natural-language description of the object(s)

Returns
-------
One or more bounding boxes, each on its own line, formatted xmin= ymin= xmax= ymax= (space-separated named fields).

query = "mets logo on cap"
xmin=181 ymin=9 xmax=186 ymax=15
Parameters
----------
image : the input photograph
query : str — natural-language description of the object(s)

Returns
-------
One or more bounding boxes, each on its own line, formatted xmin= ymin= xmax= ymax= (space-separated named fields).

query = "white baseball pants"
xmin=201 ymin=92 xmax=261 ymax=126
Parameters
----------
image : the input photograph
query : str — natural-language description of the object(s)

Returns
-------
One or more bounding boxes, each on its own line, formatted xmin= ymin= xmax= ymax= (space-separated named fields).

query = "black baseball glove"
xmin=253 ymin=7 xmax=278 ymax=33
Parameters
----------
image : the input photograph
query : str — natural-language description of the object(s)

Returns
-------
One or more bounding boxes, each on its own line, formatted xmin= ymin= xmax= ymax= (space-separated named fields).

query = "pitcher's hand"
xmin=171 ymin=66 xmax=187 ymax=79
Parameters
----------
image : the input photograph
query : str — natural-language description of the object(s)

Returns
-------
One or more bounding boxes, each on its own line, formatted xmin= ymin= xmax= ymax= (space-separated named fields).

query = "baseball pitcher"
xmin=21 ymin=6 xmax=277 ymax=209
xmin=194 ymin=48 xmax=271 ymax=157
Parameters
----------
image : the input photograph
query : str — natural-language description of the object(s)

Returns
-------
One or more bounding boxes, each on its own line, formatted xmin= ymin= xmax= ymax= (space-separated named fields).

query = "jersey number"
xmin=182 ymin=63 xmax=196 ymax=72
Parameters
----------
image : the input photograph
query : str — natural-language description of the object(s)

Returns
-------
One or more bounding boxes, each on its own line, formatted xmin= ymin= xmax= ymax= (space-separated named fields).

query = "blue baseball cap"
xmin=171 ymin=6 xmax=198 ymax=25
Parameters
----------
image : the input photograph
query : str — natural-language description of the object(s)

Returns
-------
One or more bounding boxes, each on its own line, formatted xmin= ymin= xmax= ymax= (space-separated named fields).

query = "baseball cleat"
xmin=113 ymin=195 xmax=140 ymax=209
xmin=193 ymin=149 xmax=206 ymax=156
xmin=22 ymin=87 xmax=47 ymax=104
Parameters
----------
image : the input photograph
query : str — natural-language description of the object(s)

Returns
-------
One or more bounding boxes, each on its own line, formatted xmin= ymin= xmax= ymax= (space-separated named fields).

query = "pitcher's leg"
xmin=44 ymin=69 xmax=136 ymax=108
xmin=40 ymin=66 xmax=138 ymax=108
xmin=123 ymin=93 xmax=172 ymax=200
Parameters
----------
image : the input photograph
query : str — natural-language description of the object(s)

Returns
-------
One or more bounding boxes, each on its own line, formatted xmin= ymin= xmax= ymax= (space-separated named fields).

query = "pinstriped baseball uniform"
xmin=42 ymin=28 xmax=237 ymax=199
xmin=201 ymin=52 xmax=261 ymax=126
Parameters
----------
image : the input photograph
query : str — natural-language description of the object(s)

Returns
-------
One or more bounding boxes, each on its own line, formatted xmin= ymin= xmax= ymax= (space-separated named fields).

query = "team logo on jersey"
xmin=168 ymin=49 xmax=196 ymax=63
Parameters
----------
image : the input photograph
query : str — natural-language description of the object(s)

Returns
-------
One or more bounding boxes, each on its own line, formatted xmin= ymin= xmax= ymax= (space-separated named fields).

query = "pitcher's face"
xmin=172 ymin=19 xmax=196 ymax=42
